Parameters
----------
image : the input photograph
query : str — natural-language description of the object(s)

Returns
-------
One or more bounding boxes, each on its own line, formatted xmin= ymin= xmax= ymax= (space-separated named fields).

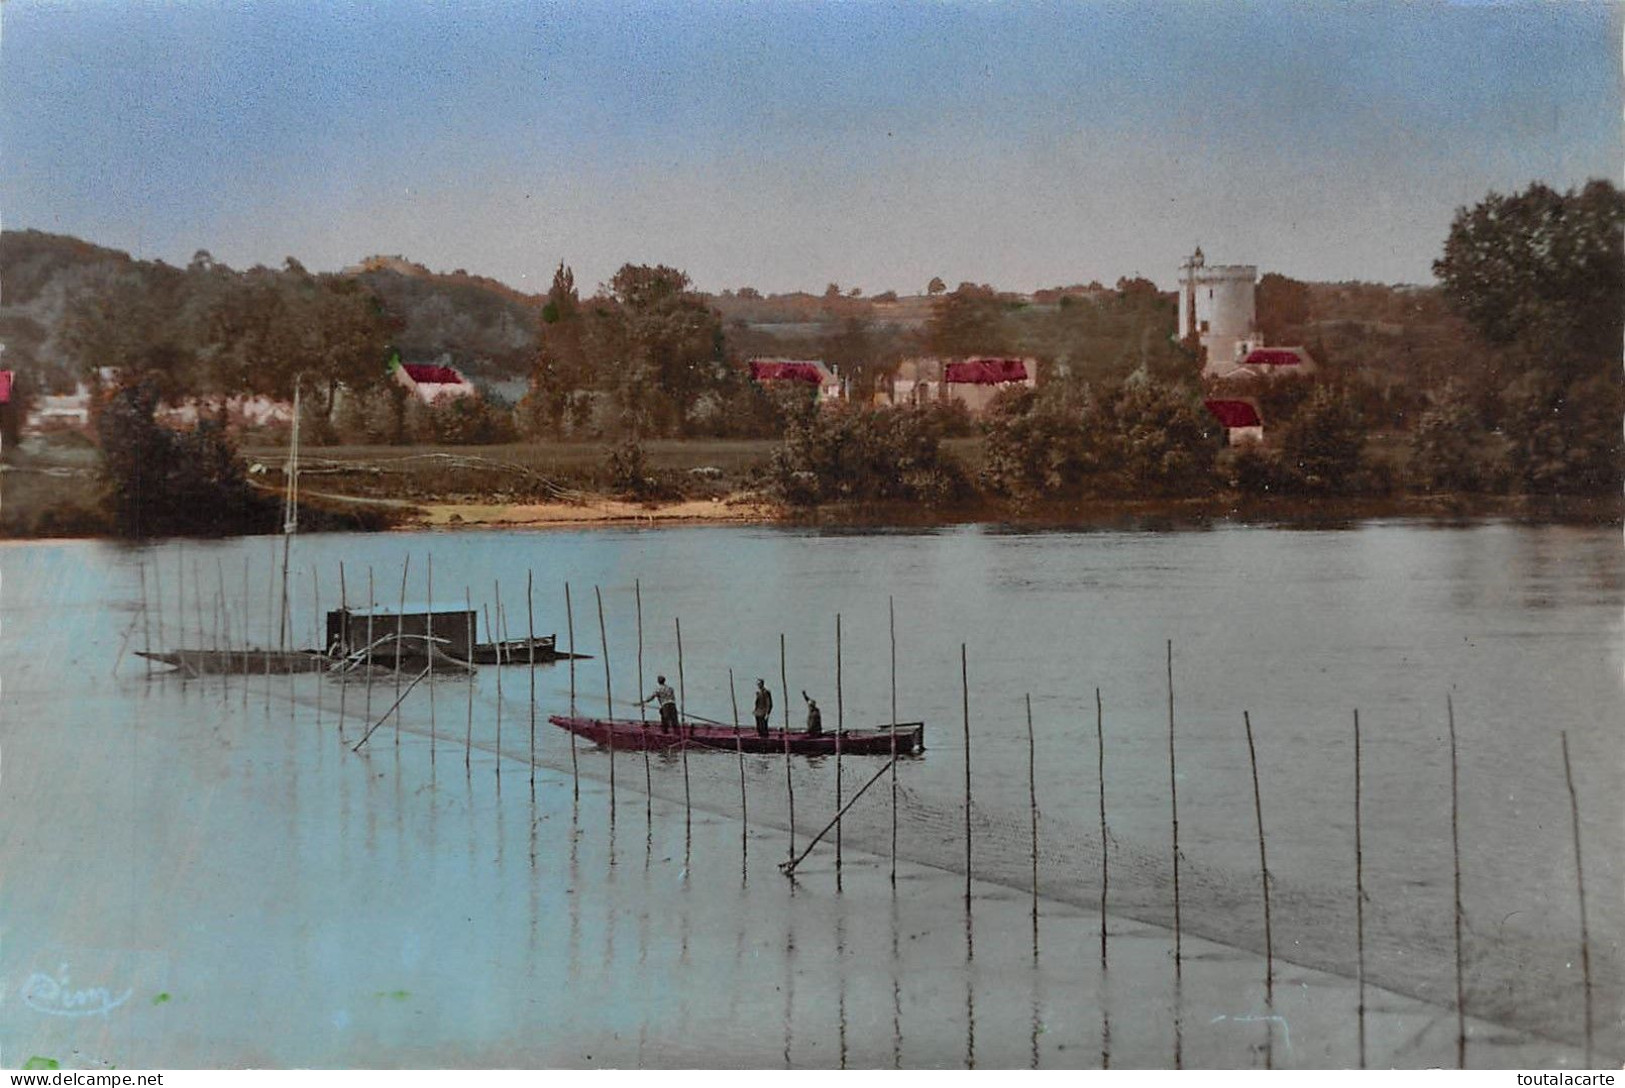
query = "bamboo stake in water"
xmin=781 ymin=756 xmax=899 ymax=876
xmin=1447 ymin=695 xmax=1466 ymax=1069
xmin=1560 ymin=731 xmax=1594 ymax=1068
xmin=152 ymin=552 xmax=166 ymax=663
xmin=312 ymin=568 xmax=322 ymax=728
xmin=889 ymin=595 xmax=898 ymax=886
xmin=337 ymin=562 xmax=349 ymax=736
xmin=730 ymin=668 xmax=746 ymax=870
xmin=426 ymin=554 xmax=436 ymax=763
xmin=192 ymin=557 xmax=207 ymax=661
xmin=528 ymin=571 xmax=537 ymax=791
xmin=781 ymin=632 xmax=794 ymax=866
xmin=962 ymin=642 xmax=971 ymax=912
xmin=394 ymin=556 xmax=411 ymax=746
xmin=1167 ymin=639 xmax=1182 ymax=977
xmin=596 ymin=585 xmax=614 ymax=814
xmin=175 ymin=544 xmax=185 ymax=666
xmin=352 ymin=667 xmax=432 ymax=752
xmin=263 ymin=540 xmax=274 ymax=708
xmin=635 ymin=580 xmax=650 ymax=823
xmin=835 ymin=613 xmax=844 ymax=885
xmin=487 ymin=596 xmax=502 ymax=776
xmin=139 ymin=561 xmax=152 ymax=678
xmin=215 ymin=558 xmax=229 ymax=669
xmin=564 ymin=582 xmax=578 ymax=797
xmin=241 ymin=557 xmax=250 ymax=708
xmin=676 ymin=616 xmax=691 ymax=836
xmin=1026 ymin=693 xmax=1039 ymax=954
xmin=1097 ymin=686 xmax=1108 ymax=971
xmin=197 ymin=559 xmax=211 ymax=658
xmin=364 ymin=567 xmax=376 ymax=720
xmin=464 ymin=588 xmax=475 ymax=769
xmin=1242 ymin=709 xmax=1274 ymax=1069
xmin=1354 ymin=709 xmax=1367 ymax=1070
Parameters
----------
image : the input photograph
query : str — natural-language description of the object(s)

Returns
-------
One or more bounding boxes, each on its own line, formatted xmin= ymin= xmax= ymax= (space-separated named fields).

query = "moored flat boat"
xmin=137 ymin=649 xmax=330 ymax=675
xmin=463 ymin=635 xmax=591 ymax=665
xmin=548 ymin=715 xmax=925 ymax=756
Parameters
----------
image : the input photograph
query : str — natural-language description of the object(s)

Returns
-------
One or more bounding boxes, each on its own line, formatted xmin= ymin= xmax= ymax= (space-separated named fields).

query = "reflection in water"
xmin=783 ymin=910 xmax=796 ymax=1070
xmin=568 ymin=799 xmax=581 ymax=996
xmin=1101 ymin=965 xmax=1112 ymax=1069
xmin=1029 ymin=967 xmax=1042 ymax=1070
xmin=965 ymin=911 xmax=976 ymax=1070
xmin=1172 ymin=969 xmax=1183 ymax=1070
xmin=836 ymin=909 xmax=848 ymax=1070
xmin=890 ymin=891 xmax=903 ymax=1069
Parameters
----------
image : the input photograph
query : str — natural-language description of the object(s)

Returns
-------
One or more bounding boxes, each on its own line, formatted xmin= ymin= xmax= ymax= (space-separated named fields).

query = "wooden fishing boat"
xmin=462 ymin=634 xmax=591 ymax=665
xmin=548 ymin=715 xmax=925 ymax=756
xmin=137 ymin=649 xmax=331 ymax=675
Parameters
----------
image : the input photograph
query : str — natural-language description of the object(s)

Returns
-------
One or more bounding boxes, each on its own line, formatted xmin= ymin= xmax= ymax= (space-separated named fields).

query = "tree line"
xmin=5 ymin=177 xmax=1618 ymax=536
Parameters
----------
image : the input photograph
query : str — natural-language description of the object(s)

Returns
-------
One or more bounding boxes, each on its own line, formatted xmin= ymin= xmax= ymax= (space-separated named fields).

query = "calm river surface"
xmin=2 ymin=519 xmax=1619 ymax=1067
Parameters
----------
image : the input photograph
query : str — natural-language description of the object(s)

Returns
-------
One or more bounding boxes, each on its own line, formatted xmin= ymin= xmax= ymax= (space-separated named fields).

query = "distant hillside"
xmin=0 ymin=230 xmax=148 ymax=391
xmin=0 ymin=231 xmax=545 ymax=390
xmin=347 ymin=256 xmax=540 ymax=381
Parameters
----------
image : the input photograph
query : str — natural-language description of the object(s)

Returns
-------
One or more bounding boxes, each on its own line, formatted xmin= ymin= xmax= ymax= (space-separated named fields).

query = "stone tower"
xmin=1178 ymin=248 xmax=1260 ymax=378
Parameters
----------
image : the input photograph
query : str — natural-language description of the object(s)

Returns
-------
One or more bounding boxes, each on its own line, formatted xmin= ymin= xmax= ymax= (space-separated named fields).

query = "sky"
xmin=3 ymin=1 xmax=1619 ymax=296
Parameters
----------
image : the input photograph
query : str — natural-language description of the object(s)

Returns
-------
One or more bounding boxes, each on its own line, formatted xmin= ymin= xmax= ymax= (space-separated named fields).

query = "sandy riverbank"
xmin=405 ymin=493 xmax=782 ymax=529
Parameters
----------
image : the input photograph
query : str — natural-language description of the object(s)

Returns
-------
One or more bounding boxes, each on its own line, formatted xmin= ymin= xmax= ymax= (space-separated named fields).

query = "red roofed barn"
xmin=748 ymin=359 xmax=843 ymax=404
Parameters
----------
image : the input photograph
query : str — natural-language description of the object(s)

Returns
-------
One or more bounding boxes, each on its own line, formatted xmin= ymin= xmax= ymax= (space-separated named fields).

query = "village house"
xmin=394 ymin=359 xmax=478 ymax=404
xmin=891 ymin=356 xmax=1037 ymax=415
xmin=1231 ymin=346 xmax=1318 ymax=378
xmin=1203 ymin=397 xmax=1265 ymax=445
xmin=747 ymin=358 xmax=844 ymax=404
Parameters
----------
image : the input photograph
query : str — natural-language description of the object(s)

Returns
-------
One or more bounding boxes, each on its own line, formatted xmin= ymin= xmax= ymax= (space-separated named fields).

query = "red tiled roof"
xmin=402 ymin=364 xmax=464 ymax=384
xmin=1241 ymin=349 xmax=1306 ymax=367
xmin=1204 ymin=399 xmax=1262 ymax=428
xmin=945 ymin=358 xmax=1028 ymax=385
xmin=0 ymin=370 xmax=11 ymax=405
xmin=749 ymin=361 xmax=826 ymax=384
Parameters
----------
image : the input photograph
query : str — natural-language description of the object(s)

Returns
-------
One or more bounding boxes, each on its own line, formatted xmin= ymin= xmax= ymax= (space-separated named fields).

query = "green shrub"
xmin=769 ymin=405 xmax=970 ymax=507
xmin=96 ymin=379 xmax=278 ymax=537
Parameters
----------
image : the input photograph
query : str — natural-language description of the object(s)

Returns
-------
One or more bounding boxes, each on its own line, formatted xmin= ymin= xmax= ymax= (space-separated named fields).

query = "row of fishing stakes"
xmin=126 ymin=559 xmax=1602 ymax=1069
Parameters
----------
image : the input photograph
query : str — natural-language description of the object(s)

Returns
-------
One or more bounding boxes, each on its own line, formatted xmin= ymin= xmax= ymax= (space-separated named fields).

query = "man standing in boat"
xmin=641 ymin=675 xmax=679 ymax=734
xmin=753 ymin=678 xmax=773 ymax=738
xmin=801 ymin=691 xmax=823 ymax=737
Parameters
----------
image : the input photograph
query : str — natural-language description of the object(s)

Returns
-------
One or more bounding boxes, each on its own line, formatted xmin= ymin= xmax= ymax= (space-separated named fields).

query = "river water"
xmin=1 ymin=519 xmax=1619 ymax=1067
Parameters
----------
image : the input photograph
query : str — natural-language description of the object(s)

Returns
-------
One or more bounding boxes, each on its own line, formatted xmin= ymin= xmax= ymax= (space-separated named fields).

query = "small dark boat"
xmin=137 ymin=649 xmax=331 ymax=675
xmin=548 ymin=715 xmax=925 ymax=756
xmin=463 ymin=635 xmax=591 ymax=665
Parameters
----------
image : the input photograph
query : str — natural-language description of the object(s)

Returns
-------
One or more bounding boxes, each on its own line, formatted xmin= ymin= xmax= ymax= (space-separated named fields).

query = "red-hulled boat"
xmin=548 ymin=715 xmax=925 ymax=756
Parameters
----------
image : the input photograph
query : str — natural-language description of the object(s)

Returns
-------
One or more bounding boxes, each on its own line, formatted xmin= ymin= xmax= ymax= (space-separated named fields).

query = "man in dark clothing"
xmin=641 ymin=675 xmax=679 ymax=733
xmin=801 ymin=690 xmax=823 ymax=737
xmin=753 ymin=678 xmax=773 ymax=738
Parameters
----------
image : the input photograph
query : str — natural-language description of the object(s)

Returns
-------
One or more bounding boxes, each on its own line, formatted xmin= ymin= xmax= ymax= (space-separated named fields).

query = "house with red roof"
xmin=892 ymin=356 xmax=1036 ymax=415
xmin=394 ymin=358 xmax=478 ymax=404
xmin=748 ymin=358 xmax=844 ymax=404
xmin=1232 ymin=346 xmax=1318 ymax=379
xmin=1202 ymin=397 xmax=1265 ymax=445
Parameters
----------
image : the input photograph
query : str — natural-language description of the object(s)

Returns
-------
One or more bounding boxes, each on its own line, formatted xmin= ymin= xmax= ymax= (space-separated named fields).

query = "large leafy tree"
xmin=1434 ymin=180 xmax=1624 ymax=381
xmin=586 ymin=263 xmax=725 ymax=435
xmin=927 ymin=282 xmax=1010 ymax=356
xmin=1433 ymin=180 xmax=1624 ymax=493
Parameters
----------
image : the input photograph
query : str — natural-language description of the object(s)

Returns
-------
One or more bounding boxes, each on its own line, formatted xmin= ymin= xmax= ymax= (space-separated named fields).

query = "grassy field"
xmin=238 ymin=438 xmax=786 ymax=504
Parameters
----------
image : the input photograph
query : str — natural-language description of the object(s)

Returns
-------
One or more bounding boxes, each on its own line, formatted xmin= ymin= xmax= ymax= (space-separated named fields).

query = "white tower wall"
xmin=1178 ymin=251 xmax=1258 ymax=377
